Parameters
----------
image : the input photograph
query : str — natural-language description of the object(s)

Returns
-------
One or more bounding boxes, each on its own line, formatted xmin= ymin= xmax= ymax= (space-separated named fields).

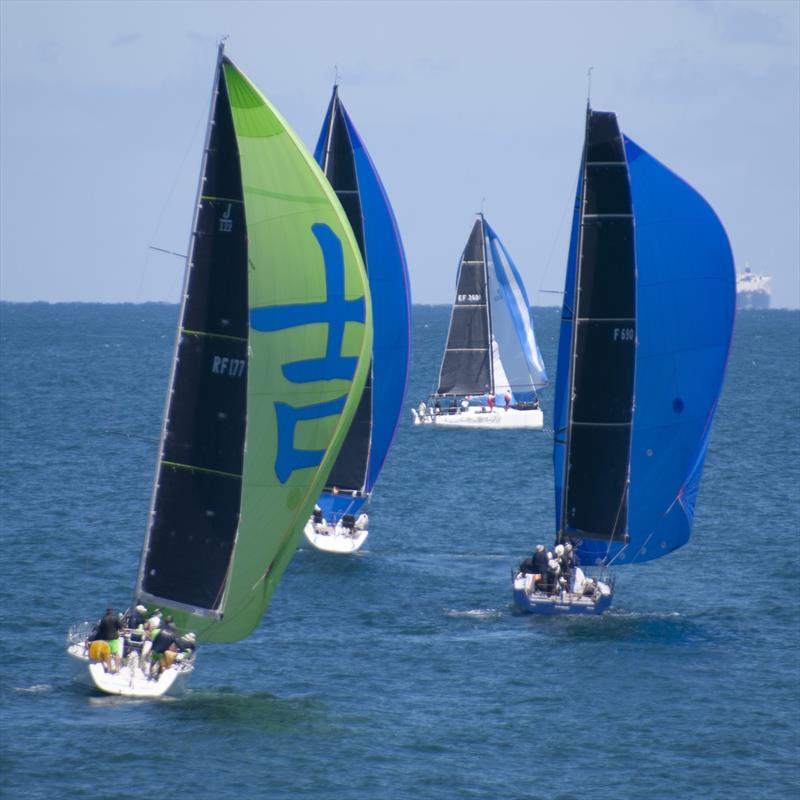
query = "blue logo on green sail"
xmin=250 ymin=223 xmax=366 ymax=483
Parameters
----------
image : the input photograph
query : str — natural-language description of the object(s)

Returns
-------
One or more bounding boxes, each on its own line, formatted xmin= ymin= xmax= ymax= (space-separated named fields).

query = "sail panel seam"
xmin=161 ymin=460 xmax=243 ymax=480
xmin=181 ymin=328 xmax=248 ymax=343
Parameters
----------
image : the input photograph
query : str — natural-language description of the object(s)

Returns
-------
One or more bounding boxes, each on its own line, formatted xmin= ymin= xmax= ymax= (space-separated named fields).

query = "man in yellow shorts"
xmin=93 ymin=608 xmax=123 ymax=673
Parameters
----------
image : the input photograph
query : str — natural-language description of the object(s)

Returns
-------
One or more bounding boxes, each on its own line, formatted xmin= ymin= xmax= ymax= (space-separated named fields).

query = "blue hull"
xmin=512 ymin=587 xmax=613 ymax=616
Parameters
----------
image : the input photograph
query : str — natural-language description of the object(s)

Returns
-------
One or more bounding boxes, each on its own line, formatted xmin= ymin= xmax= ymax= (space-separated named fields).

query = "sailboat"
xmin=302 ymin=85 xmax=411 ymax=555
xmin=513 ymin=106 xmax=735 ymax=615
xmin=412 ymin=214 xmax=548 ymax=429
xmin=66 ymin=43 xmax=372 ymax=695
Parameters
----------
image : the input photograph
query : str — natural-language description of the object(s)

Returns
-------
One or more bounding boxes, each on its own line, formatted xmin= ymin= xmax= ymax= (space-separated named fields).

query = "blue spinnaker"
xmin=564 ymin=134 xmax=735 ymax=566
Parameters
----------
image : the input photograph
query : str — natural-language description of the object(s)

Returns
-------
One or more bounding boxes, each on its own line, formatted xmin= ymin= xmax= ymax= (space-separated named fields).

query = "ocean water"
xmin=0 ymin=303 xmax=798 ymax=800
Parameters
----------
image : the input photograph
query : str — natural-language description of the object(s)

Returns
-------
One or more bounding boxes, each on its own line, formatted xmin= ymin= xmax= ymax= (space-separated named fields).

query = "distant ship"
xmin=736 ymin=265 xmax=771 ymax=310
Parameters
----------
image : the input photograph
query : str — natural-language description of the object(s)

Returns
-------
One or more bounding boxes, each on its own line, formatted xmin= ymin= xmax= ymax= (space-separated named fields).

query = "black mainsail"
xmin=559 ymin=109 xmax=636 ymax=543
xmin=436 ymin=217 xmax=492 ymax=396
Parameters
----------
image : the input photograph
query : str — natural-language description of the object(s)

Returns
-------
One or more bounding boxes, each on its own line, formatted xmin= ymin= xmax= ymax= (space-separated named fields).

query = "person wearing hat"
xmin=559 ymin=543 xmax=576 ymax=591
xmin=124 ymin=603 xmax=148 ymax=630
xmin=124 ymin=604 xmax=149 ymax=652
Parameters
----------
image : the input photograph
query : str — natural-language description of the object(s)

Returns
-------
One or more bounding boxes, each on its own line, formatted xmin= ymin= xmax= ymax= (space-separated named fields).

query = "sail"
xmin=556 ymin=110 xmax=636 ymax=551
xmin=555 ymin=109 xmax=734 ymax=566
xmin=484 ymin=221 xmax=548 ymax=401
xmin=135 ymin=50 xmax=372 ymax=642
xmin=620 ymin=135 xmax=734 ymax=564
xmin=436 ymin=219 xmax=492 ymax=395
xmin=311 ymin=86 xmax=411 ymax=519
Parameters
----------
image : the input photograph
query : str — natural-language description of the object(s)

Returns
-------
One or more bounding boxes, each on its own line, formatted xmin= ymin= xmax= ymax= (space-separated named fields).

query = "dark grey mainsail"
xmin=436 ymin=218 xmax=493 ymax=396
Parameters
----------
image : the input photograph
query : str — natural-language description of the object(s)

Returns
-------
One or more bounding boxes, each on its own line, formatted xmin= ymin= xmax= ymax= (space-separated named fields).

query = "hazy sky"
xmin=1 ymin=0 xmax=798 ymax=307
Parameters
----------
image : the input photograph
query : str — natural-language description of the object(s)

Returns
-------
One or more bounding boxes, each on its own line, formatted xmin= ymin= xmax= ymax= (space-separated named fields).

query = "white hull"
xmin=66 ymin=642 xmax=192 ymax=698
xmin=303 ymin=519 xmax=368 ymax=554
xmin=412 ymin=405 xmax=543 ymax=429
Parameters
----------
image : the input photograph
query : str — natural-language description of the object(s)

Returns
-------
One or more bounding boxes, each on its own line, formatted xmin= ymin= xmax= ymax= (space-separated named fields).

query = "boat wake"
xmin=444 ymin=607 xmax=503 ymax=620
xmin=15 ymin=684 xmax=52 ymax=694
xmin=560 ymin=609 xmax=709 ymax=645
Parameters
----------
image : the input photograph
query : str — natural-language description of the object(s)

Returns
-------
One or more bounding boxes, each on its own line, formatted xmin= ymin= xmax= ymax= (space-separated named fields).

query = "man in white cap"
xmin=124 ymin=604 xmax=149 ymax=653
xmin=125 ymin=604 xmax=148 ymax=630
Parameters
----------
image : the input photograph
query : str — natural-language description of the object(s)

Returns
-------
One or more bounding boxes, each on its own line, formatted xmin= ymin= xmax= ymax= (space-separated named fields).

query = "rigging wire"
xmin=536 ymin=185 xmax=573 ymax=302
xmin=135 ymin=101 xmax=208 ymax=303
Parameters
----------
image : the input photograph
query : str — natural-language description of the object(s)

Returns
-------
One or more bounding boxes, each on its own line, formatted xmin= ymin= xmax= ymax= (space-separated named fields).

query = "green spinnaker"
xmin=166 ymin=59 xmax=372 ymax=643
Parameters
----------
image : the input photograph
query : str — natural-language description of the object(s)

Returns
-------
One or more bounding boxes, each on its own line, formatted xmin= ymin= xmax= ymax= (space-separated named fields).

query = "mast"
xmin=479 ymin=213 xmax=495 ymax=395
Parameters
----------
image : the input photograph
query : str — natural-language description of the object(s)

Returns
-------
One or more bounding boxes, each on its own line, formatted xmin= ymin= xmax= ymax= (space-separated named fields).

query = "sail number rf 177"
xmin=211 ymin=356 xmax=246 ymax=377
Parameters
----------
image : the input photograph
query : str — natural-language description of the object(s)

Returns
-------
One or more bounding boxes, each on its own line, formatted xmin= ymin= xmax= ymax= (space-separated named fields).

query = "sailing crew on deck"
xmin=487 ymin=393 xmax=495 ymax=411
xmin=532 ymin=544 xmax=549 ymax=591
xmin=546 ymin=556 xmax=561 ymax=595
xmin=124 ymin=604 xmax=149 ymax=651
xmin=159 ymin=616 xmax=177 ymax=646
xmin=124 ymin=603 xmax=148 ymax=630
xmin=92 ymin=608 xmax=123 ymax=672
xmin=150 ymin=626 xmax=178 ymax=679
xmin=140 ymin=616 xmax=161 ymax=675
xmin=503 ymin=390 xmax=512 ymax=410
xmin=559 ymin=543 xmax=576 ymax=590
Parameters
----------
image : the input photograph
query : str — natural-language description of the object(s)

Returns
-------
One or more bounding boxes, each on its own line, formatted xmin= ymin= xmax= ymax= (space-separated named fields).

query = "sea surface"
xmin=0 ymin=303 xmax=798 ymax=800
